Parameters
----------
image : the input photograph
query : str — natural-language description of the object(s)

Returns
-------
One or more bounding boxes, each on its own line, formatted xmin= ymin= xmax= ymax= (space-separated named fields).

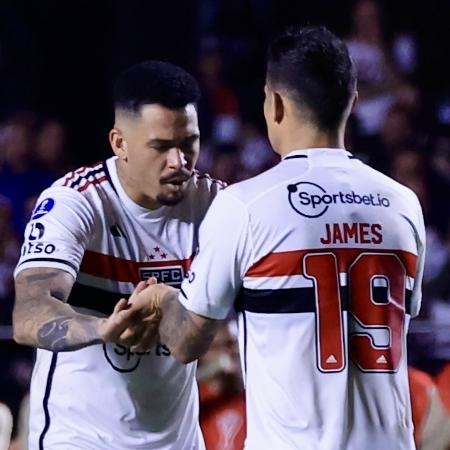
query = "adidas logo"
xmin=110 ymin=224 xmax=126 ymax=238
xmin=326 ymin=355 xmax=338 ymax=364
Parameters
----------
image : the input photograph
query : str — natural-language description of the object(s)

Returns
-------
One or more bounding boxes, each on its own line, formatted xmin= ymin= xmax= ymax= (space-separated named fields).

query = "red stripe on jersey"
xmin=77 ymin=175 xmax=108 ymax=192
xmin=63 ymin=167 xmax=89 ymax=187
xmin=80 ymin=250 xmax=193 ymax=283
xmin=246 ymin=248 xmax=418 ymax=278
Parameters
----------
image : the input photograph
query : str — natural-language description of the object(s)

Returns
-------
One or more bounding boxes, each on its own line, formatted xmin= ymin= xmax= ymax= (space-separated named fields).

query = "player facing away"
xmin=125 ymin=26 xmax=426 ymax=450
xmin=13 ymin=61 xmax=225 ymax=449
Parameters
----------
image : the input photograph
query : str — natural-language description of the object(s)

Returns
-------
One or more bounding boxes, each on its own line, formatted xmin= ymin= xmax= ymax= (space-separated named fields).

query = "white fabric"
xmin=180 ymin=148 xmax=425 ymax=450
xmin=15 ymin=157 xmax=223 ymax=450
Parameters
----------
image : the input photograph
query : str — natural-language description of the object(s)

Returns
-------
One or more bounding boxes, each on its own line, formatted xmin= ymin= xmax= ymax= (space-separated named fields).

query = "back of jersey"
xmin=231 ymin=148 xmax=424 ymax=450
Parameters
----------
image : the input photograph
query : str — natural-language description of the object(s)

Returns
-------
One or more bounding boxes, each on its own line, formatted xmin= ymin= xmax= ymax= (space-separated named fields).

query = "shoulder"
xmin=360 ymin=162 xmax=421 ymax=207
xmin=54 ymin=160 xmax=108 ymax=193
xmin=224 ymin=164 xmax=282 ymax=205
xmin=32 ymin=162 xmax=109 ymax=223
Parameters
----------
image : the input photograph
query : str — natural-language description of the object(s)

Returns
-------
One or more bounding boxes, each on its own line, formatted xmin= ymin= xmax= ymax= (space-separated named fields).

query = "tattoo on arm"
xmin=14 ymin=268 xmax=103 ymax=352
xmin=37 ymin=316 xmax=102 ymax=352
xmin=158 ymin=292 xmax=220 ymax=362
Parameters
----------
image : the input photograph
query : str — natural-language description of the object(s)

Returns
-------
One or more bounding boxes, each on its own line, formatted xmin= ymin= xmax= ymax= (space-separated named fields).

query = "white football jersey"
xmin=15 ymin=156 xmax=224 ymax=450
xmin=180 ymin=148 xmax=425 ymax=450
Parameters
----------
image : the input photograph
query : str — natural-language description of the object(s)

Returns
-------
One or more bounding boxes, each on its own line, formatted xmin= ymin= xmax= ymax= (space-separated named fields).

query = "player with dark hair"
xmin=13 ymin=60 xmax=223 ymax=449
xmin=127 ymin=26 xmax=425 ymax=450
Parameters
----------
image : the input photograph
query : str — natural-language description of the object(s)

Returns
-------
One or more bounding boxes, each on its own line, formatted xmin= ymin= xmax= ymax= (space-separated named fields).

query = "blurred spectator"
xmin=390 ymin=148 xmax=429 ymax=211
xmin=198 ymin=38 xmax=241 ymax=144
xmin=34 ymin=118 xmax=72 ymax=178
xmin=238 ymin=122 xmax=277 ymax=177
xmin=208 ymin=143 xmax=249 ymax=185
xmin=346 ymin=0 xmax=416 ymax=136
xmin=198 ymin=321 xmax=245 ymax=450
xmin=0 ymin=402 xmax=12 ymax=450
xmin=435 ymin=363 xmax=450 ymax=415
xmin=409 ymin=366 xmax=450 ymax=450
xmin=0 ymin=196 xmax=20 ymax=325
xmin=0 ymin=113 xmax=53 ymax=233
xmin=0 ymin=342 xmax=32 ymax=446
xmin=8 ymin=393 xmax=28 ymax=450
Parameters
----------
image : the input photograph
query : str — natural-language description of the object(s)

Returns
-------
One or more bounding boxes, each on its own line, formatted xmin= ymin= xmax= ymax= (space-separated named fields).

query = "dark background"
xmin=1 ymin=0 xmax=450 ymax=162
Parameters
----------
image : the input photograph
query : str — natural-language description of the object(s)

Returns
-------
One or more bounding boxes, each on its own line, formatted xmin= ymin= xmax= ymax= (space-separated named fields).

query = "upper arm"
xmin=179 ymin=191 xmax=253 ymax=320
xmin=15 ymin=187 xmax=95 ymax=278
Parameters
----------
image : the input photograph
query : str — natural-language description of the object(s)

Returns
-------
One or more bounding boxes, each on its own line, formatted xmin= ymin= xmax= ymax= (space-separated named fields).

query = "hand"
xmin=98 ymin=279 xmax=158 ymax=343
xmin=119 ymin=279 xmax=177 ymax=352
xmin=98 ymin=297 xmax=137 ymax=343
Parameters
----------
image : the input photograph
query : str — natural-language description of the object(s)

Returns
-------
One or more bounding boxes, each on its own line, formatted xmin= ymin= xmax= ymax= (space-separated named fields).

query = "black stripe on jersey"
xmin=284 ymin=153 xmax=357 ymax=160
xmin=69 ymin=166 xmax=105 ymax=189
xmin=18 ymin=258 xmax=78 ymax=274
xmin=284 ymin=155 xmax=308 ymax=160
xmin=242 ymin=311 xmax=248 ymax=377
xmin=235 ymin=287 xmax=412 ymax=315
xmin=67 ymin=282 xmax=127 ymax=316
xmin=39 ymin=353 xmax=58 ymax=450
xmin=236 ymin=287 xmax=318 ymax=313
xmin=405 ymin=289 xmax=412 ymax=314
xmin=102 ymin=160 xmax=118 ymax=194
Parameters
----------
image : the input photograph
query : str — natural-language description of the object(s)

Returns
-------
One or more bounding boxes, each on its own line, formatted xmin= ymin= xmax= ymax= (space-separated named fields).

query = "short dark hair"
xmin=114 ymin=60 xmax=201 ymax=115
xmin=267 ymin=26 xmax=356 ymax=130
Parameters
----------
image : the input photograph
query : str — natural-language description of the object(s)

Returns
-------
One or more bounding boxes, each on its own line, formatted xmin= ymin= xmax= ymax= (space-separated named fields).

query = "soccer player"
xmin=127 ymin=27 xmax=426 ymax=450
xmin=12 ymin=61 xmax=224 ymax=449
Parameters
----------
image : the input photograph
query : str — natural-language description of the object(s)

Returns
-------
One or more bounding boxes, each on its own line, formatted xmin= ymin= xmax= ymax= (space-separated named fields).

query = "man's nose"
xmin=167 ymin=147 xmax=187 ymax=170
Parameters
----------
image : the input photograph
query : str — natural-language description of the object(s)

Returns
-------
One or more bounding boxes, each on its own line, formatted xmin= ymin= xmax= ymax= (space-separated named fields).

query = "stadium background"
xmin=1 ymin=0 xmax=450 ymax=448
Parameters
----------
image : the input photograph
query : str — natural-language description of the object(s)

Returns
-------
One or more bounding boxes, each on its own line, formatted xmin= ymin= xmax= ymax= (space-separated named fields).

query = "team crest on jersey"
xmin=139 ymin=266 xmax=184 ymax=286
xmin=32 ymin=198 xmax=55 ymax=220
xmin=287 ymin=181 xmax=390 ymax=218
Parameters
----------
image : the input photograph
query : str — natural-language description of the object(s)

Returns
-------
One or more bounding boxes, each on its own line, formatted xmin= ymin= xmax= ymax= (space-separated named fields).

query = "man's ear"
xmin=273 ymin=91 xmax=285 ymax=124
xmin=109 ymin=128 xmax=128 ymax=161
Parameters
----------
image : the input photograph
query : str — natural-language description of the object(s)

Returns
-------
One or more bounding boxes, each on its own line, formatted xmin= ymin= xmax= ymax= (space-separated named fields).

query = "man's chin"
xmin=156 ymin=191 xmax=185 ymax=206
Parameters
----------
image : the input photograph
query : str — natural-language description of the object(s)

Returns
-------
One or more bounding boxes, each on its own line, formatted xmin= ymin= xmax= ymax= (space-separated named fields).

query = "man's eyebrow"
xmin=146 ymin=134 xmax=200 ymax=147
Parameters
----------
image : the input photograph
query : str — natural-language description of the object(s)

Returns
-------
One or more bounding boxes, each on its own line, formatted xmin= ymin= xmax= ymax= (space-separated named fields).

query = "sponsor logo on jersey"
xmin=21 ymin=242 xmax=56 ymax=256
xmin=185 ymin=269 xmax=195 ymax=283
xmin=103 ymin=342 xmax=171 ymax=372
xmin=31 ymin=198 xmax=55 ymax=220
xmin=139 ymin=265 xmax=184 ymax=286
xmin=109 ymin=223 xmax=126 ymax=238
xmin=287 ymin=181 xmax=390 ymax=218
xmin=28 ymin=222 xmax=45 ymax=240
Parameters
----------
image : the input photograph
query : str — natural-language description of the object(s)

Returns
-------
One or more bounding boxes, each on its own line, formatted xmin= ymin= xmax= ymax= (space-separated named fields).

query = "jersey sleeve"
xmin=14 ymin=186 xmax=96 ymax=279
xmin=410 ymin=194 xmax=426 ymax=318
xmin=178 ymin=190 xmax=253 ymax=320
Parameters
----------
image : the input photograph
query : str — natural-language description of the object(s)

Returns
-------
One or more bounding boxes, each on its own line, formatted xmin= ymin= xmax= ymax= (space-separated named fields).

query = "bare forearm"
xmin=158 ymin=291 xmax=219 ymax=363
xmin=13 ymin=269 xmax=104 ymax=352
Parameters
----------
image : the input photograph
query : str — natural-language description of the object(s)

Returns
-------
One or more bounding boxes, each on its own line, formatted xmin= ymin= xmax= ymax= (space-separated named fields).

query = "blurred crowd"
xmin=2 ymin=0 xmax=450 ymax=449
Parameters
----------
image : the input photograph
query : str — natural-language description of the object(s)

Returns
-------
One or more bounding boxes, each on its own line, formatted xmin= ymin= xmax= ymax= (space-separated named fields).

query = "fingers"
xmin=113 ymin=297 xmax=129 ymax=314
xmin=128 ymin=281 xmax=148 ymax=306
xmin=118 ymin=308 xmax=161 ymax=349
xmin=146 ymin=276 xmax=158 ymax=286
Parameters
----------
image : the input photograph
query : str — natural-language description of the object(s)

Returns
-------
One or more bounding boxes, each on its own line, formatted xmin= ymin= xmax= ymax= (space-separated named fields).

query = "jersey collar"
xmin=283 ymin=147 xmax=352 ymax=160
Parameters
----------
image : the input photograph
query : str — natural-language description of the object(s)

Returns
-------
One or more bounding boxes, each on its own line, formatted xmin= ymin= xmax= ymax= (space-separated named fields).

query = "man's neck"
xmin=277 ymin=125 xmax=345 ymax=158
xmin=115 ymin=158 xmax=161 ymax=210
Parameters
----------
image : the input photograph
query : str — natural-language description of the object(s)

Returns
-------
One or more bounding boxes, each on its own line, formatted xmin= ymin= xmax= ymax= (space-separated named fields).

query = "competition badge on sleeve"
xmin=31 ymin=198 xmax=55 ymax=220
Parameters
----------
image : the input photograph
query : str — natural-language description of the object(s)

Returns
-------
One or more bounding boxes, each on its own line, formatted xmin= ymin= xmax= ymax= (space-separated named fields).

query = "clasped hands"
xmin=99 ymin=277 xmax=175 ymax=352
